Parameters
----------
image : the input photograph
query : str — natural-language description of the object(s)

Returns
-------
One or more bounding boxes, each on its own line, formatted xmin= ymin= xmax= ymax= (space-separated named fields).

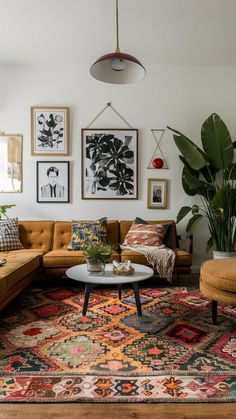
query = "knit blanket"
xmin=121 ymin=245 xmax=176 ymax=282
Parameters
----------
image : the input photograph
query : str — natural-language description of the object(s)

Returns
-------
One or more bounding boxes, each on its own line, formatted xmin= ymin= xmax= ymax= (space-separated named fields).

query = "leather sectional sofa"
xmin=0 ymin=219 xmax=192 ymax=311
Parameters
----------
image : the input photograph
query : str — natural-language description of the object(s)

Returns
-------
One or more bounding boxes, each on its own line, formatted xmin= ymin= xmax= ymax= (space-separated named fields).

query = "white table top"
xmin=66 ymin=263 xmax=154 ymax=285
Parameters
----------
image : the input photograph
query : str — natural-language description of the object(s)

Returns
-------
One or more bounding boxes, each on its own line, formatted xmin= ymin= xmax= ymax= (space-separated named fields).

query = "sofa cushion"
xmin=0 ymin=253 xmax=40 ymax=295
xmin=134 ymin=217 xmax=173 ymax=248
xmin=18 ymin=221 xmax=54 ymax=253
xmin=122 ymin=223 xmax=167 ymax=247
xmin=119 ymin=220 xmax=177 ymax=249
xmin=68 ymin=217 xmax=108 ymax=250
xmin=43 ymin=249 xmax=120 ymax=268
xmin=0 ymin=218 xmax=24 ymax=251
xmin=53 ymin=221 xmax=119 ymax=250
xmin=120 ymin=248 xmax=192 ymax=266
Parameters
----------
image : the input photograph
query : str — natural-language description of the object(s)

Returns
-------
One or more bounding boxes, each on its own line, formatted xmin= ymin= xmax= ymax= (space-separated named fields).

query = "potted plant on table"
xmin=0 ymin=205 xmax=15 ymax=219
xmin=83 ymin=243 xmax=113 ymax=275
xmin=168 ymin=113 xmax=236 ymax=258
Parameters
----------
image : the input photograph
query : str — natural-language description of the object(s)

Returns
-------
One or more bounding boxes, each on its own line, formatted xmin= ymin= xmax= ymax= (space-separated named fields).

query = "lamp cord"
xmin=115 ymin=0 xmax=120 ymax=53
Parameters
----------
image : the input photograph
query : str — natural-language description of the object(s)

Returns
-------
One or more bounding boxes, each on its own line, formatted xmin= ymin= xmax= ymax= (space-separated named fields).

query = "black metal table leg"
xmin=83 ymin=283 xmax=96 ymax=316
xmin=131 ymin=281 xmax=142 ymax=316
xmin=118 ymin=284 xmax=122 ymax=300
xmin=212 ymin=300 xmax=218 ymax=325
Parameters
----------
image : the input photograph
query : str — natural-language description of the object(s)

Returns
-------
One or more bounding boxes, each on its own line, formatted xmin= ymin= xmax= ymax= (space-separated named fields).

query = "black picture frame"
xmin=36 ymin=161 xmax=70 ymax=203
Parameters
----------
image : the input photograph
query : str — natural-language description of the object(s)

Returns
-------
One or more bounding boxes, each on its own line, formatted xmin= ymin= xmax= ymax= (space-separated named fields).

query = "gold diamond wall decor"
xmin=147 ymin=129 xmax=169 ymax=169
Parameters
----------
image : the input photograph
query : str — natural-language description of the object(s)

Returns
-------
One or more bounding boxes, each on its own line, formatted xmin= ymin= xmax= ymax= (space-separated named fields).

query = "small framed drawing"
xmin=147 ymin=178 xmax=168 ymax=209
xmin=31 ymin=106 xmax=69 ymax=155
xmin=81 ymin=128 xmax=138 ymax=199
xmin=36 ymin=161 xmax=70 ymax=203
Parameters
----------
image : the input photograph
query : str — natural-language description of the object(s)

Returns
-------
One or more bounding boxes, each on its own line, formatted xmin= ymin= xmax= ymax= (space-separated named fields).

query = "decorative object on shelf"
xmin=36 ymin=161 xmax=70 ymax=203
xmin=82 ymin=128 xmax=138 ymax=199
xmin=168 ymin=113 xmax=236 ymax=254
xmin=90 ymin=0 xmax=145 ymax=84
xmin=147 ymin=129 xmax=169 ymax=169
xmin=113 ymin=260 xmax=135 ymax=275
xmin=0 ymin=133 xmax=22 ymax=193
xmin=0 ymin=204 xmax=15 ymax=219
xmin=31 ymin=106 xmax=69 ymax=156
xmin=84 ymin=243 xmax=113 ymax=275
xmin=147 ymin=178 xmax=168 ymax=209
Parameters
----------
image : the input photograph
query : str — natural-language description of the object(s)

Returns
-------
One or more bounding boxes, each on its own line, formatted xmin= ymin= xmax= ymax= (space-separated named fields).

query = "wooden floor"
xmin=1 ymin=402 xmax=236 ymax=418
xmin=1 ymin=274 xmax=236 ymax=418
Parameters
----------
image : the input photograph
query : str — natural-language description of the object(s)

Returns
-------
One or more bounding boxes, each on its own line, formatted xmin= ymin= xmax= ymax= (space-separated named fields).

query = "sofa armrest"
xmin=177 ymin=234 xmax=193 ymax=254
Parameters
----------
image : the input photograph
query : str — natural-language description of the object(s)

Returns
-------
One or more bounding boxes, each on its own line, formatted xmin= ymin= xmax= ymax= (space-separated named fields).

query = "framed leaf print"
xmin=82 ymin=129 xmax=138 ymax=199
xmin=31 ymin=106 xmax=69 ymax=155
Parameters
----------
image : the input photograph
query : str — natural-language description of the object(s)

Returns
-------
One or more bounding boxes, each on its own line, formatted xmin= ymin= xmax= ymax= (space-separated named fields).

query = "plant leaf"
xmin=224 ymin=163 xmax=236 ymax=180
xmin=176 ymin=206 xmax=192 ymax=223
xmin=168 ymin=126 xmax=208 ymax=170
xmin=186 ymin=214 xmax=203 ymax=234
xmin=201 ymin=113 xmax=233 ymax=169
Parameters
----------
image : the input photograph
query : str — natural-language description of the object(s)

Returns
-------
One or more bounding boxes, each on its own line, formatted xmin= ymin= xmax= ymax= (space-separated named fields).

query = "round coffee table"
xmin=66 ymin=263 xmax=153 ymax=316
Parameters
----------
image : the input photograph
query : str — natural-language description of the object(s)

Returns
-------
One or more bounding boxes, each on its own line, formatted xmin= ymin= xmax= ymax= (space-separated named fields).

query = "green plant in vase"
xmin=83 ymin=243 xmax=113 ymax=275
xmin=0 ymin=205 xmax=15 ymax=219
xmin=168 ymin=113 xmax=236 ymax=254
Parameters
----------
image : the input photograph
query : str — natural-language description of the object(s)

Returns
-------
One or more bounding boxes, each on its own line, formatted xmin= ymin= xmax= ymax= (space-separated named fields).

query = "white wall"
xmin=1 ymin=64 xmax=236 ymax=271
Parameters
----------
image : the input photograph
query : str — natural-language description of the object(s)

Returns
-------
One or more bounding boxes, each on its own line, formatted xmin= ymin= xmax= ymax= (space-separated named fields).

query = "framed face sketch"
xmin=0 ymin=133 xmax=23 ymax=193
xmin=36 ymin=161 xmax=70 ymax=203
xmin=147 ymin=178 xmax=168 ymax=209
xmin=81 ymin=128 xmax=138 ymax=199
xmin=31 ymin=106 xmax=69 ymax=155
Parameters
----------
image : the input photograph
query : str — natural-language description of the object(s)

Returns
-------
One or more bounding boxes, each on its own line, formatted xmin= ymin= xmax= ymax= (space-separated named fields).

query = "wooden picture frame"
xmin=147 ymin=178 xmax=168 ymax=209
xmin=36 ymin=161 xmax=70 ymax=203
xmin=81 ymin=128 xmax=138 ymax=199
xmin=31 ymin=106 xmax=69 ymax=155
xmin=0 ymin=133 xmax=23 ymax=193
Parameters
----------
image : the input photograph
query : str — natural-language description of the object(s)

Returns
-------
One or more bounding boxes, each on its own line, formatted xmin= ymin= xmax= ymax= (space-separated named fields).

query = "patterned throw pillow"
xmin=134 ymin=217 xmax=173 ymax=248
xmin=0 ymin=218 xmax=24 ymax=251
xmin=68 ymin=217 xmax=108 ymax=250
xmin=123 ymin=223 xmax=167 ymax=247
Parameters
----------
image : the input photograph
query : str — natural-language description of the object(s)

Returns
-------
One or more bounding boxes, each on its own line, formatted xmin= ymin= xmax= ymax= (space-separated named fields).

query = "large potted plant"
xmin=168 ymin=113 xmax=236 ymax=258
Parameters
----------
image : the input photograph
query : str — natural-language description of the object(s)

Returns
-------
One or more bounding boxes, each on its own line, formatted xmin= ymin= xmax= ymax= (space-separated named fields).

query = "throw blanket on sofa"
xmin=121 ymin=245 xmax=175 ymax=282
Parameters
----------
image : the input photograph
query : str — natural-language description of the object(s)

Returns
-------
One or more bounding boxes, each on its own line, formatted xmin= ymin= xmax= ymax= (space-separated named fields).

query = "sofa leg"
xmin=212 ymin=300 xmax=218 ymax=325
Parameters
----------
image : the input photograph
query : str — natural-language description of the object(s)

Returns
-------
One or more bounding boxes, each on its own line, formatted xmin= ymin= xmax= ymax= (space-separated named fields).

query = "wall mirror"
xmin=0 ymin=133 xmax=23 ymax=192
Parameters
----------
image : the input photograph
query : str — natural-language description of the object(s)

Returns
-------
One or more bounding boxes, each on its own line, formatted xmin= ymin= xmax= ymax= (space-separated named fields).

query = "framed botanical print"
xmin=36 ymin=161 xmax=70 ymax=203
xmin=81 ymin=128 xmax=138 ymax=199
xmin=147 ymin=178 xmax=168 ymax=209
xmin=31 ymin=106 xmax=69 ymax=155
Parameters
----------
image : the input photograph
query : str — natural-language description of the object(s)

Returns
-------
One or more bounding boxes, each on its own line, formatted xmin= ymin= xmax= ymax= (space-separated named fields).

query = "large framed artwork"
xmin=0 ymin=133 xmax=23 ymax=193
xmin=31 ymin=106 xmax=69 ymax=155
xmin=82 ymin=129 xmax=138 ymax=199
xmin=36 ymin=161 xmax=70 ymax=203
xmin=147 ymin=178 xmax=168 ymax=209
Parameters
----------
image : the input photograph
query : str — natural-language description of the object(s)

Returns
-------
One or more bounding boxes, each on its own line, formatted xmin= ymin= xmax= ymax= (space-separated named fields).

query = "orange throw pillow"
xmin=123 ymin=223 xmax=167 ymax=247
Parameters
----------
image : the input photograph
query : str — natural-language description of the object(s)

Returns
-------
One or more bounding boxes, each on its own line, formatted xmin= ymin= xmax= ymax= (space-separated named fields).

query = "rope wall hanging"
xmin=86 ymin=102 xmax=134 ymax=129
xmin=147 ymin=129 xmax=169 ymax=169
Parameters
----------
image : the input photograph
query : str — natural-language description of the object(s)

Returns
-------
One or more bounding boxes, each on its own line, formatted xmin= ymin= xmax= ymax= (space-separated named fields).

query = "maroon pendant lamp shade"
xmin=90 ymin=0 xmax=146 ymax=84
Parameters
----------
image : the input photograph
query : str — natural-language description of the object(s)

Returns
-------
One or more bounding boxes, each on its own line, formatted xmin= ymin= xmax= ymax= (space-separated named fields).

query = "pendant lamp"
xmin=90 ymin=0 xmax=146 ymax=84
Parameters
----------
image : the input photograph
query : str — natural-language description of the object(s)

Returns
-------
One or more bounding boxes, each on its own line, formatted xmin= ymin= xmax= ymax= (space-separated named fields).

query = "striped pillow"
xmin=123 ymin=223 xmax=167 ymax=247
xmin=0 ymin=218 xmax=24 ymax=251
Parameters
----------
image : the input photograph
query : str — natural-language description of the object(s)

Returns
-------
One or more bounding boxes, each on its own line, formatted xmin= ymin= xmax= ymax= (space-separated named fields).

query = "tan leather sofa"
xmin=0 ymin=219 xmax=192 ymax=311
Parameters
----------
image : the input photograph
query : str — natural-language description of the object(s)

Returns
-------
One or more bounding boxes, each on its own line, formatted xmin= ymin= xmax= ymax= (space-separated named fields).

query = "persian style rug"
xmin=0 ymin=284 xmax=235 ymax=402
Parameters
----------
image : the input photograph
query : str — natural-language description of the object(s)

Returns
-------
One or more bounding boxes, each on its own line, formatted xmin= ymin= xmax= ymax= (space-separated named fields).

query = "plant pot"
xmin=86 ymin=259 xmax=105 ymax=275
xmin=213 ymin=250 xmax=236 ymax=260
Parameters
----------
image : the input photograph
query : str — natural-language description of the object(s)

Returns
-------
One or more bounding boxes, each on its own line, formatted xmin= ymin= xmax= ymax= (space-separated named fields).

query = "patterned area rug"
xmin=0 ymin=283 xmax=236 ymax=402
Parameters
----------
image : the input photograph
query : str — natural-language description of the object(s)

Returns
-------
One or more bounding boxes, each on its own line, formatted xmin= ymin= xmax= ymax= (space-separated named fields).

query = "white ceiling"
xmin=1 ymin=0 xmax=236 ymax=66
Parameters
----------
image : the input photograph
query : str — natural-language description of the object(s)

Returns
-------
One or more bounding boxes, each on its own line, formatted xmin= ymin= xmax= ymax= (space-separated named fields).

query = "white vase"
xmin=213 ymin=250 xmax=236 ymax=259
